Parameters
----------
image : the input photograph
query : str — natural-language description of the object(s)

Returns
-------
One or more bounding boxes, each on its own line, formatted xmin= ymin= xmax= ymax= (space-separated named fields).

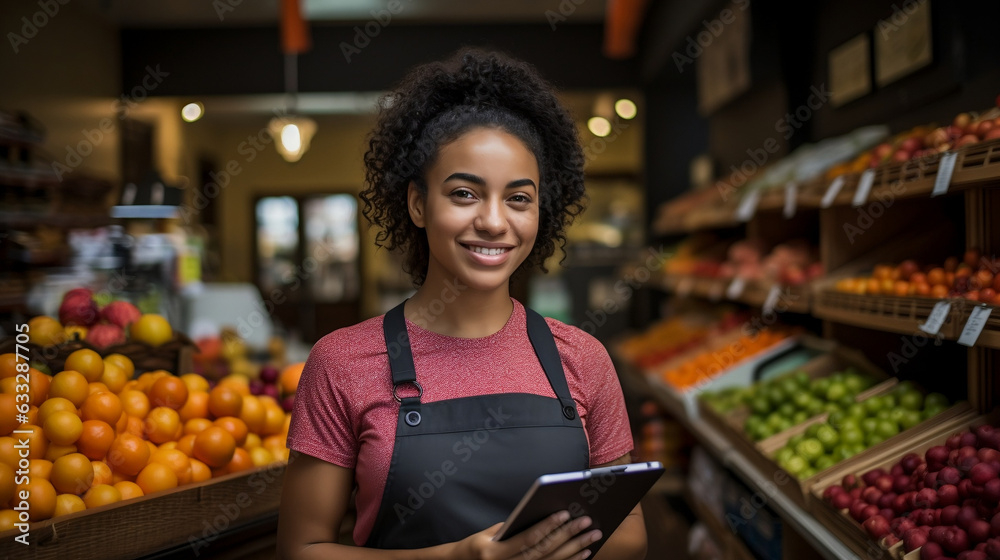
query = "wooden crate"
xmin=812 ymin=290 xmax=967 ymax=340
xmin=807 ymin=409 xmax=997 ymax=560
xmin=0 ymin=333 xmax=195 ymax=375
xmin=0 ymin=462 xmax=286 ymax=559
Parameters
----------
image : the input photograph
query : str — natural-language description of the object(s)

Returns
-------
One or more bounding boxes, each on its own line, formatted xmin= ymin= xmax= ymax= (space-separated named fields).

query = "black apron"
xmin=365 ymin=301 xmax=591 ymax=549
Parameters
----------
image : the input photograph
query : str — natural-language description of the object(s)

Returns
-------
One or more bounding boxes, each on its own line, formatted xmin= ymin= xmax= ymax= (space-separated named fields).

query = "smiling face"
xmin=408 ymin=127 xmax=541 ymax=295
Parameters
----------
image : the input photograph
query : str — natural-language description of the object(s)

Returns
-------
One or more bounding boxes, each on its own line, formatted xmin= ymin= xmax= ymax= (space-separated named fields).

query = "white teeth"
xmin=469 ymin=245 xmax=508 ymax=256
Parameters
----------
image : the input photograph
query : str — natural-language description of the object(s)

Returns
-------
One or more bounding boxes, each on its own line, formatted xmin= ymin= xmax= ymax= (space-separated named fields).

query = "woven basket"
xmin=0 ymin=332 xmax=195 ymax=376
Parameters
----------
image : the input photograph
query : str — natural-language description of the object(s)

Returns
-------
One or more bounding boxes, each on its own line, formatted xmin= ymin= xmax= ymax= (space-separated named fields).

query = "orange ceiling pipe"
xmin=604 ymin=0 xmax=647 ymax=59
xmin=281 ymin=0 xmax=311 ymax=54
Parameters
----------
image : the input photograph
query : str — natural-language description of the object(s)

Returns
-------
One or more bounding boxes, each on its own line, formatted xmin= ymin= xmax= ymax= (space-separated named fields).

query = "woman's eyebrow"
xmin=444 ymin=173 xmax=536 ymax=192
xmin=507 ymin=178 xmax=536 ymax=191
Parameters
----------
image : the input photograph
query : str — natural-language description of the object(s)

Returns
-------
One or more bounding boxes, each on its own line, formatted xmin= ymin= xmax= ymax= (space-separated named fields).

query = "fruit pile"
xmin=664 ymin=238 xmax=823 ymax=287
xmin=0 ymin=349 xmax=299 ymax=528
xmin=833 ymin=250 xmax=1000 ymax=305
xmin=773 ymin=383 xmax=950 ymax=479
xmin=619 ymin=314 xmax=746 ymax=370
xmin=702 ymin=368 xmax=879 ymax=441
xmin=822 ymin=423 xmax=1000 ymax=559
xmin=659 ymin=327 xmax=792 ymax=391
xmin=28 ymin=287 xmax=174 ymax=349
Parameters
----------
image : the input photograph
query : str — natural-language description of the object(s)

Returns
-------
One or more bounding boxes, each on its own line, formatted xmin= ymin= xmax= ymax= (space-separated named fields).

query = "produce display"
xmin=26 ymin=287 xmax=173 ymax=349
xmin=0 ymin=348 xmax=303 ymax=528
xmin=772 ymin=383 xmax=951 ymax=480
xmin=702 ymin=368 xmax=880 ymax=441
xmin=664 ymin=236 xmax=823 ymax=286
xmin=658 ymin=327 xmax=793 ymax=391
xmin=821 ymin=422 xmax=1000 ymax=558
xmin=833 ymin=249 xmax=1000 ymax=305
xmin=618 ymin=313 xmax=744 ymax=370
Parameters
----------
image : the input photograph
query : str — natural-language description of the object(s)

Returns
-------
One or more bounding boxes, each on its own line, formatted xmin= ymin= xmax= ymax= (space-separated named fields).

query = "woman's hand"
xmin=453 ymin=511 xmax=602 ymax=560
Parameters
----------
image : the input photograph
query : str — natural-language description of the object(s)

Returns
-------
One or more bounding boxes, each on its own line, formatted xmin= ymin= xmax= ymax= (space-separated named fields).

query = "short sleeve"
xmin=286 ymin=336 xmax=359 ymax=468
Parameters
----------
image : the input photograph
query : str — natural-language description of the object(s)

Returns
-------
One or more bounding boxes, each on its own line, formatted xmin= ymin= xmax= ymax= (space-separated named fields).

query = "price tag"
xmin=932 ymin=151 xmax=959 ymax=197
xmin=852 ymin=169 xmax=876 ymax=207
xmin=821 ymin=175 xmax=846 ymax=208
xmin=958 ymin=305 xmax=993 ymax=347
xmin=762 ymin=285 xmax=783 ymax=315
xmin=676 ymin=277 xmax=694 ymax=297
xmin=726 ymin=277 xmax=747 ymax=300
xmin=708 ymin=281 xmax=725 ymax=302
xmin=918 ymin=301 xmax=952 ymax=335
xmin=735 ymin=189 xmax=762 ymax=222
xmin=783 ymin=183 xmax=797 ymax=218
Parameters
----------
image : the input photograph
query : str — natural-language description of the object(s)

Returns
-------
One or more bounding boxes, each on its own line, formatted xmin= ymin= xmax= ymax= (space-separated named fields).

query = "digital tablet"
xmin=493 ymin=461 xmax=664 ymax=555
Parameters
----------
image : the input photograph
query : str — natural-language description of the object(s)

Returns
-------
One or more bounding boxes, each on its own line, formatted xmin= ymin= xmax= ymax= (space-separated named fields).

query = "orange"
xmin=64 ymin=325 xmax=88 ymax=342
xmin=17 ymin=478 xmax=56 ymax=521
xmin=50 ymin=453 xmax=95 ymax=495
xmin=208 ymin=386 xmax=243 ymax=418
xmin=115 ymin=409 xmax=130 ymax=433
xmin=150 ymin=448 xmax=192 ymax=485
xmin=28 ymin=459 xmax=53 ymax=481
xmin=90 ymin=460 xmax=113 ymax=485
xmin=244 ymin=432 xmax=262 ymax=450
xmin=103 ymin=354 xmax=134 ymax=379
xmin=130 ymin=314 xmax=173 ymax=347
xmin=65 ymin=349 xmax=105 ymax=383
xmin=238 ymin=395 xmax=266 ymax=435
xmin=136 ymin=370 xmax=169 ymax=394
xmin=80 ymin=391 xmax=123 ymax=426
xmin=280 ymin=362 xmax=304 ymax=394
xmin=149 ymin=376 xmax=189 ymax=410
xmin=135 ymin=462 xmax=178 ymax=495
xmin=48 ymin=371 xmax=90 ymax=407
xmin=144 ymin=407 xmax=181 ymax=444
xmin=27 ymin=368 xmax=50 ymax=406
xmin=54 ymin=493 xmax=87 ymax=517
xmin=180 ymin=373 xmax=209 ymax=393
xmin=0 ymin=438 xmax=18 ymax=469
xmin=43 ymin=410 xmax=83 ymax=446
xmin=0 ymin=509 xmax=18 ymax=531
xmin=120 ymin=390 xmax=151 ymax=420
xmin=82 ymin=484 xmax=121 ymax=508
xmin=44 ymin=443 xmax=77 ymax=462
xmin=261 ymin=403 xmax=285 ymax=436
xmin=218 ymin=375 xmax=251 ymax=396
xmin=77 ymin=420 xmax=115 ymax=460
xmin=17 ymin=424 xmax=48 ymax=460
xmin=249 ymin=446 xmax=275 ymax=467
xmin=0 ymin=464 xmax=14 ymax=505
xmin=0 ymin=354 xmax=19 ymax=379
xmin=124 ymin=415 xmax=144 ymax=438
xmin=107 ymin=433 xmax=149 ymax=476
xmin=178 ymin=391 xmax=209 ymax=422
xmin=222 ymin=447 xmax=253 ymax=475
xmin=175 ymin=434 xmax=197 ymax=457
xmin=158 ymin=441 xmax=178 ymax=451
xmin=0 ymin=393 xmax=17 ymax=436
xmin=114 ymin=480 xmax=144 ymax=501
xmin=37 ymin=397 xmax=77 ymax=428
xmin=99 ymin=361 xmax=128 ymax=394
xmin=184 ymin=417 xmax=213 ymax=436
xmin=146 ymin=440 xmax=157 ymax=456
xmin=22 ymin=405 xmax=39 ymax=427
xmin=213 ymin=416 xmax=248 ymax=447
xmin=110 ymin=469 xmax=135 ymax=485
xmin=87 ymin=382 xmax=110 ymax=396
xmin=263 ymin=435 xmax=287 ymax=456
xmin=28 ymin=316 xmax=64 ymax=346
xmin=189 ymin=458 xmax=212 ymax=483
xmin=192 ymin=426 xmax=236 ymax=468
xmin=0 ymin=377 xmax=15 ymax=394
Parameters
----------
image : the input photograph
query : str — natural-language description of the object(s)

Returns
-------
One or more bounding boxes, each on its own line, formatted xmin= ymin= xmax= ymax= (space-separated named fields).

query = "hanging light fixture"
xmin=269 ymin=0 xmax=315 ymax=163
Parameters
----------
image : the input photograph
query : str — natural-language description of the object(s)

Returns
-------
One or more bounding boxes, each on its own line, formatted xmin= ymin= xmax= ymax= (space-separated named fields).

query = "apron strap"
xmin=383 ymin=301 xmax=422 ymax=403
xmin=525 ymin=308 xmax=580 ymax=421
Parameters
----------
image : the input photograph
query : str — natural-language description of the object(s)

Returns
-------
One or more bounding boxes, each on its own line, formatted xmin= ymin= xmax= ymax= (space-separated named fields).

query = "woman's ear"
xmin=407 ymin=181 xmax=426 ymax=228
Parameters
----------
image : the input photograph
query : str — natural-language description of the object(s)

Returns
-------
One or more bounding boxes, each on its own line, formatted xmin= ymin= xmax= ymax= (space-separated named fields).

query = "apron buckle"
xmin=393 ymin=380 xmax=423 ymax=403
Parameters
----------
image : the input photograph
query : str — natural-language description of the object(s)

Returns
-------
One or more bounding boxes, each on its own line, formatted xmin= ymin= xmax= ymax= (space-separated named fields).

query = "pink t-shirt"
xmin=286 ymin=298 xmax=634 ymax=546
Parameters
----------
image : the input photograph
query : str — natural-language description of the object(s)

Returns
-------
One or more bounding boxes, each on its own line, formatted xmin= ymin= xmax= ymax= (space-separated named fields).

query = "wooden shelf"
xmin=657 ymin=273 xmax=812 ymax=314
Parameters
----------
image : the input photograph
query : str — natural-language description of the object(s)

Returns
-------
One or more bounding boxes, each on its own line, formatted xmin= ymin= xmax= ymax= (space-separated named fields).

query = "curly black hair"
xmin=360 ymin=48 xmax=587 ymax=286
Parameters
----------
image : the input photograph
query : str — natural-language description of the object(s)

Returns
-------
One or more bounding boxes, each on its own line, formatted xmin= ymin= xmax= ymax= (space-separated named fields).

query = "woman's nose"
xmin=474 ymin=199 xmax=508 ymax=235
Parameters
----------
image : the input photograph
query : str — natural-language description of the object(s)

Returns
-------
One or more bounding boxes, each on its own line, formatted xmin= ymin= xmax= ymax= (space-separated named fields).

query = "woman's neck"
xmin=404 ymin=271 xmax=514 ymax=338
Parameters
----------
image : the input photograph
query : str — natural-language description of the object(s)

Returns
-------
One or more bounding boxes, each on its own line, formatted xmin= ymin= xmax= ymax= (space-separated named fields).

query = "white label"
xmin=958 ymin=305 xmax=993 ymax=347
xmin=735 ymin=189 xmax=762 ymax=222
xmin=762 ymin=285 xmax=783 ymax=315
xmin=932 ymin=152 xmax=959 ymax=197
xmin=708 ymin=281 xmax=725 ymax=302
xmin=919 ymin=301 xmax=952 ymax=335
xmin=676 ymin=277 xmax=694 ymax=297
xmin=852 ymin=169 xmax=876 ymax=207
xmin=783 ymin=183 xmax=797 ymax=218
xmin=726 ymin=277 xmax=747 ymax=300
xmin=822 ymin=175 xmax=846 ymax=208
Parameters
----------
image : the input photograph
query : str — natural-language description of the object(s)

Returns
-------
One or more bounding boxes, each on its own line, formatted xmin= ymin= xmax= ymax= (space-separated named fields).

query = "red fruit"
xmin=881 ymin=508 xmax=896 ymax=521
xmin=850 ymin=500 xmax=869 ymax=521
xmin=958 ymin=550 xmax=987 ymax=560
xmin=862 ymin=504 xmax=881 ymax=521
xmin=942 ymin=505 xmax=963 ymax=525
xmin=894 ymin=493 xmax=913 ymax=514
xmin=895 ymin=474 xmax=913 ymax=494
xmin=905 ymin=527 xmax=929 ymax=552
xmin=961 ymin=479 xmax=976 ymax=499
xmin=972 ymin=520 xmax=994 ymax=543
xmin=964 ymin=433 xmax=981 ymax=448
xmin=281 ymin=394 xmax=296 ymax=412
xmin=832 ymin=492 xmax=852 ymax=509
xmin=85 ymin=323 xmax=126 ymax=349
xmin=946 ymin=527 xmax=971 ymax=554
xmin=929 ymin=446 xmax=952 ymax=469
xmin=823 ymin=486 xmax=844 ymax=501
xmin=927 ymin=472 xmax=940 ymax=490
xmin=949 ymin=433 xmax=965 ymax=450
xmin=878 ymin=492 xmax=898 ymax=509
xmin=259 ymin=366 xmax=280 ymax=384
xmin=985 ymin=479 xmax=1000 ymax=504
xmin=876 ymin=475 xmax=895 ymax=493
xmin=902 ymin=453 xmax=925 ymax=474
xmin=894 ymin=517 xmax=917 ymax=538
xmin=988 ymin=538 xmax=1000 ymax=558
xmin=967 ymin=249 xmax=983 ymax=269
xmin=850 ymin=487 xmax=863 ymax=500
xmin=991 ymin=512 xmax=1000 ymax=537
xmin=981 ymin=449 xmax=1000 ymax=464
xmin=958 ymin=134 xmax=981 ymax=148
xmin=893 ymin=149 xmax=913 ymax=162
xmin=932 ymin=526 xmax=950 ymax=545
xmin=921 ymin=541 xmax=944 ymax=559
xmin=892 ymin=464 xmax=906 ymax=478
xmin=941 ymin=467 xmax=964 ymax=486
xmin=959 ymin=506 xmax=981 ymax=530
xmin=899 ymin=260 xmax=921 ymax=281
xmin=864 ymin=515 xmax=892 ymax=539
xmin=978 ymin=120 xmax=996 ymax=138
xmin=940 ymin=484 xmax=961 ymax=507
xmin=988 ymin=128 xmax=1000 ymax=141
xmin=972 ymin=463 xmax=1000 ymax=486
xmin=864 ymin=468 xmax=888 ymax=487
xmin=59 ymin=291 xmax=99 ymax=326
xmin=100 ymin=300 xmax=142 ymax=329
xmin=919 ymin=508 xmax=940 ymax=526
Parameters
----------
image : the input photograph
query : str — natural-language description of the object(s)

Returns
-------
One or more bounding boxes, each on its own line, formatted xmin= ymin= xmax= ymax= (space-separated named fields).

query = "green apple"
xmin=897 ymin=390 xmax=923 ymax=411
xmin=899 ymin=409 xmax=923 ymax=430
xmin=925 ymin=393 xmax=949 ymax=409
xmin=816 ymin=424 xmax=840 ymax=452
xmin=814 ymin=455 xmax=837 ymax=471
xmin=795 ymin=438 xmax=825 ymax=463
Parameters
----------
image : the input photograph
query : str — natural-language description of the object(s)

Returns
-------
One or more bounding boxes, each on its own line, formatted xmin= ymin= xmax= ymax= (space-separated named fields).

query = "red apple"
xmin=942 ymin=505 xmax=963 ymax=526
xmin=958 ymin=134 xmax=982 ymax=148
xmin=904 ymin=527 xmax=929 ymax=552
xmin=85 ymin=323 xmax=125 ymax=349
xmin=986 ymin=127 xmax=1000 ymax=141
xmin=864 ymin=515 xmax=892 ymax=539
xmin=59 ymin=291 xmax=99 ymax=326
xmin=939 ymin=484 xmax=961 ymax=506
xmin=921 ymin=540 xmax=944 ymax=559
xmin=971 ymin=463 xmax=1000 ymax=486
xmin=101 ymin=300 xmax=142 ymax=329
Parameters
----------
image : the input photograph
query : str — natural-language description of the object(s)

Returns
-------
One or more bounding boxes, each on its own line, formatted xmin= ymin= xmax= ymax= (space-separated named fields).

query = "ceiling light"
xmin=181 ymin=102 xmax=204 ymax=122
xmin=615 ymin=99 xmax=637 ymax=119
xmin=588 ymin=117 xmax=611 ymax=137
xmin=269 ymin=115 xmax=316 ymax=162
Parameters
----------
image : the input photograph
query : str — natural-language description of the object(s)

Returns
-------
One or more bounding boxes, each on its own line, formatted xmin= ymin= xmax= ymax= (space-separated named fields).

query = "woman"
xmin=277 ymin=48 xmax=646 ymax=560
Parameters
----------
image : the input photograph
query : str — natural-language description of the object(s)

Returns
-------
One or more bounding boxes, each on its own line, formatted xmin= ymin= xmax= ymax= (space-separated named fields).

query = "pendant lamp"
xmin=269 ymin=0 xmax=315 ymax=163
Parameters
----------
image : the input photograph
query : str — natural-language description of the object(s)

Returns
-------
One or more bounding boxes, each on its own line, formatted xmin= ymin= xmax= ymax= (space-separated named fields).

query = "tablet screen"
xmin=493 ymin=461 xmax=664 ymax=555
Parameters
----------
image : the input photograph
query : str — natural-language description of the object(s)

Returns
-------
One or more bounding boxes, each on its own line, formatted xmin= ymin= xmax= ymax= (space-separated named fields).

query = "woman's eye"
xmin=451 ymin=189 xmax=475 ymax=199
xmin=510 ymin=194 xmax=532 ymax=204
